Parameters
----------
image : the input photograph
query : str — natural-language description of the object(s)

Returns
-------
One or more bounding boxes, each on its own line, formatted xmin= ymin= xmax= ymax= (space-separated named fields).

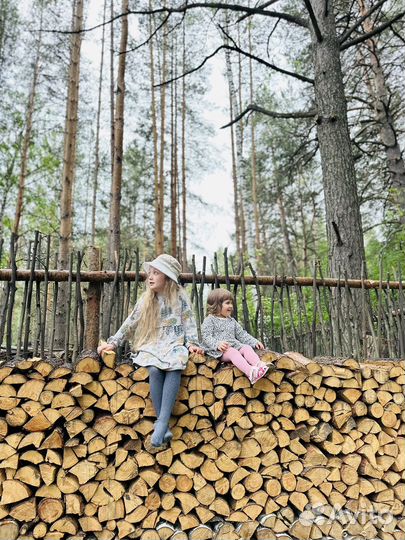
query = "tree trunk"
xmin=170 ymin=35 xmax=178 ymax=258
xmin=91 ymin=0 xmax=107 ymax=245
xmin=224 ymin=43 xmax=242 ymax=254
xmin=0 ymin=147 xmax=19 ymax=243
xmin=108 ymin=0 xmax=128 ymax=269
xmin=0 ymin=0 xmax=16 ymax=81
xmin=13 ymin=4 xmax=43 ymax=236
xmin=248 ymin=21 xmax=260 ymax=264
xmin=109 ymin=0 xmax=115 ymax=176
xmin=358 ymin=0 xmax=405 ymax=221
xmin=311 ymin=0 xmax=366 ymax=278
xmin=85 ymin=247 xmax=101 ymax=349
xmin=235 ymin=26 xmax=247 ymax=255
xmin=277 ymin=190 xmax=297 ymax=275
xmin=157 ymin=15 xmax=167 ymax=255
xmin=149 ymin=4 xmax=160 ymax=256
xmin=181 ymin=21 xmax=187 ymax=268
xmin=298 ymin=183 xmax=309 ymax=275
xmin=55 ymin=0 xmax=84 ymax=349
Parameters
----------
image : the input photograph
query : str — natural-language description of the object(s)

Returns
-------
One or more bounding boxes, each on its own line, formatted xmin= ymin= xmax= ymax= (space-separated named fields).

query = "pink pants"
xmin=221 ymin=345 xmax=262 ymax=378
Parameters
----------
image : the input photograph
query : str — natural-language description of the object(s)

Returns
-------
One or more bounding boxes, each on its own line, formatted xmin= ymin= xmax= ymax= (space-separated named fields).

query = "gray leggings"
xmin=148 ymin=367 xmax=182 ymax=446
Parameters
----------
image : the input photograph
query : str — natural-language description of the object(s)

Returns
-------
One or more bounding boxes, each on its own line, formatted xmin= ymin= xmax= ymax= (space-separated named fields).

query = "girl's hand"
xmin=255 ymin=341 xmax=265 ymax=350
xmin=189 ymin=345 xmax=204 ymax=354
xmin=97 ymin=342 xmax=116 ymax=355
xmin=218 ymin=341 xmax=230 ymax=352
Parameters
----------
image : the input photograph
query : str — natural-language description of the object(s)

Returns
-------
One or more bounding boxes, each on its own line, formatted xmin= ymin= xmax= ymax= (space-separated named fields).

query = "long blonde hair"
xmin=130 ymin=278 xmax=183 ymax=349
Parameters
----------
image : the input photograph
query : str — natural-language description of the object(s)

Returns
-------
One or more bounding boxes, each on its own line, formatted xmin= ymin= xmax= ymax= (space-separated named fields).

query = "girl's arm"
xmin=107 ymin=298 xmax=144 ymax=349
xmin=201 ymin=316 xmax=221 ymax=351
xmin=234 ymin=319 xmax=259 ymax=348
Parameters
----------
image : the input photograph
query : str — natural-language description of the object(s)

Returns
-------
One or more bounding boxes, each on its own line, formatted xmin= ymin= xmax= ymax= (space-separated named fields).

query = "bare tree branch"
xmin=339 ymin=0 xmax=388 ymax=44
xmin=303 ymin=0 xmax=323 ymax=42
xmin=218 ymin=22 xmax=312 ymax=82
xmin=220 ymin=103 xmax=317 ymax=128
xmin=123 ymin=12 xmax=171 ymax=53
xmin=44 ymin=2 xmax=308 ymax=35
xmin=236 ymin=0 xmax=281 ymax=22
xmin=390 ymin=23 xmax=405 ymax=45
xmin=341 ymin=10 xmax=405 ymax=50
xmin=154 ymin=42 xmax=313 ymax=87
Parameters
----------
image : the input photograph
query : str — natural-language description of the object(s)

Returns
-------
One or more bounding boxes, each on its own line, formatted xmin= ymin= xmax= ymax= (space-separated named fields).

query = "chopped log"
xmin=0 ymin=519 xmax=20 ymax=540
xmin=0 ymin=479 xmax=31 ymax=504
xmin=37 ymin=498 xmax=64 ymax=523
xmin=74 ymin=356 xmax=101 ymax=373
xmin=9 ymin=497 xmax=36 ymax=522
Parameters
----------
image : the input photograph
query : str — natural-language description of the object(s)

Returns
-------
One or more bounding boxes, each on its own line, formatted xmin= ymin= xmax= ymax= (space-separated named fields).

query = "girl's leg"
xmin=148 ymin=366 xmax=165 ymax=416
xmin=239 ymin=345 xmax=268 ymax=382
xmin=151 ymin=370 xmax=182 ymax=447
xmin=222 ymin=347 xmax=254 ymax=379
xmin=239 ymin=345 xmax=264 ymax=367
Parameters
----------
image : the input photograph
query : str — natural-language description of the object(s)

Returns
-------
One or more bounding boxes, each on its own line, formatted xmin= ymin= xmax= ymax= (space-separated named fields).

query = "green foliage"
xmin=365 ymin=228 xmax=405 ymax=280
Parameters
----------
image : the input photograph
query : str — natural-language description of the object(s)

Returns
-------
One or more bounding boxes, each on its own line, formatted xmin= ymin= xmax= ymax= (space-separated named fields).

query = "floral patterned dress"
xmin=107 ymin=292 xmax=199 ymax=371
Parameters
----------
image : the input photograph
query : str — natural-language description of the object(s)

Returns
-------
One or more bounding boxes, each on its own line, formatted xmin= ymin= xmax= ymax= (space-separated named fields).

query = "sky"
xmin=81 ymin=1 xmax=235 ymax=263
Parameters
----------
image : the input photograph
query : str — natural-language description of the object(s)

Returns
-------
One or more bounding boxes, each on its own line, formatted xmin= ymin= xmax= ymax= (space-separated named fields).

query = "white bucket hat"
xmin=144 ymin=254 xmax=182 ymax=284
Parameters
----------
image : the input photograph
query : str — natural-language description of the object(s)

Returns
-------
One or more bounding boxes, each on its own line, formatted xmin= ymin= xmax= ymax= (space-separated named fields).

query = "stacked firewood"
xmin=0 ymin=350 xmax=404 ymax=540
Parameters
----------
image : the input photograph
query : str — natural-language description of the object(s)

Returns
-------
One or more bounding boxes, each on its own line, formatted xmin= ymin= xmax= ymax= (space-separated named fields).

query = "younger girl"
xmin=202 ymin=288 xmax=268 ymax=384
xmin=98 ymin=254 xmax=203 ymax=447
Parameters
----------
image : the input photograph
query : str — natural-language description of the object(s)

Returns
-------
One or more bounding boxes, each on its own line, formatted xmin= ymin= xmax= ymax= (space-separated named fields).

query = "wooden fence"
xmin=0 ymin=233 xmax=404 ymax=362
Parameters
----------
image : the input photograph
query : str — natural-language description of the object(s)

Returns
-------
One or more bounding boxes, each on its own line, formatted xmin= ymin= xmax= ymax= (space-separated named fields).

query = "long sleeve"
xmin=107 ymin=298 xmax=143 ymax=348
xmin=201 ymin=316 xmax=221 ymax=352
xmin=234 ymin=319 xmax=259 ymax=348
xmin=181 ymin=297 xmax=200 ymax=349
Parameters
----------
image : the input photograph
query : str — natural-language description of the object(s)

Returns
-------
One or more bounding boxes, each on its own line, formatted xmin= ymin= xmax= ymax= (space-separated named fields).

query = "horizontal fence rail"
xmin=1 ymin=269 xmax=405 ymax=289
xmin=0 ymin=233 xmax=404 ymax=363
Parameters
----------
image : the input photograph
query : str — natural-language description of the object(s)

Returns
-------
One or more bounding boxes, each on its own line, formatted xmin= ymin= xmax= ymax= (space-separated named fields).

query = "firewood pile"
xmin=0 ymin=350 xmax=404 ymax=540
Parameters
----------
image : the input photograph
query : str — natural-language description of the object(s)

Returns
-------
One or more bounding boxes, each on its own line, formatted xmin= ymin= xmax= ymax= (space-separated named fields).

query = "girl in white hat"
xmin=98 ymin=254 xmax=203 ymax=447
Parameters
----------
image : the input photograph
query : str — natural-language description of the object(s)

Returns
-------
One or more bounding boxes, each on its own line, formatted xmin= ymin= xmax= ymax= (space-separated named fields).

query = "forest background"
xmin=0 ymin=0 xmax=404 ymax=281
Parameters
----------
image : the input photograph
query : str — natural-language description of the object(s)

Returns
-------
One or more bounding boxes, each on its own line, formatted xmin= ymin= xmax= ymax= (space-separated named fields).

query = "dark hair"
xmin=206 ymin=288 xmax=234 ymax=315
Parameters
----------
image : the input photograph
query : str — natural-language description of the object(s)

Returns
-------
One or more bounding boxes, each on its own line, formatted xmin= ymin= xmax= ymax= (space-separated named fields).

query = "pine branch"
xmin=154 ymin=43 xmax=313 ymax=87
xmin=44 ymin=2 xmax=308 ymax=35
xmin=123 ymin=13 xmax=171 ymax=53
xmin=220 ymin=104 xmax=317 ymax=129
xmin=302 ymin=0 xmax=322 ymax=42
xmin=341 ymin=10 xmax=405 ymax=50
xmin=339 ymin=0 xmax=389 ymax=45
xmin=236 ymin=0 xmax=282 ymax=22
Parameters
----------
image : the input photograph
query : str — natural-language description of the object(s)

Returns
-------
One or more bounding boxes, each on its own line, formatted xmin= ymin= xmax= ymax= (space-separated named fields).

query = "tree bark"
xmin=149 ymin=4 xmax=160 ymax=256
xmin=224 ymin=34 xmax=242 ymax=254
xmin=235 ymin=25 xmax=247 ymax=254
xmin=277 ymin=190 xmax=298 ymax=275
xmin=170 ymin=34 xmax=178 ymax=258
xmin=0 ymin=147 xmax=19 ymax=243
xmin=248 ymin=21 xmax=260 ymax=264
xmin=55 ymin=0 xmax=84 ymax=349
xmin=109 ymin=0 xmax=115 ymax=176
xmin=157 ymin=13 xmax=167 ymax=255
xmin=310 ymin=0 xmax=366 ymax=278
xmin=91 ymin=0 xmax=107 ymax=245
xmin=13 ymin=4 xmax=43 ymax=236
xmin=85 ymin=247 xmax=101 ymax=349
xmin=358 ymin=0 xmax=405 ymax=221
xmin=108 ymin=0 xmax=129 ymax=269
xmin=181 ymin=21 xmax=188 ymax=268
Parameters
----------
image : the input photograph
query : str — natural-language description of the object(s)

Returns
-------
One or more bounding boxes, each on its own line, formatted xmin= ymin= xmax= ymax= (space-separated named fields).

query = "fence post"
xmin=85 ymin=247 xmax=101 ymax=350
